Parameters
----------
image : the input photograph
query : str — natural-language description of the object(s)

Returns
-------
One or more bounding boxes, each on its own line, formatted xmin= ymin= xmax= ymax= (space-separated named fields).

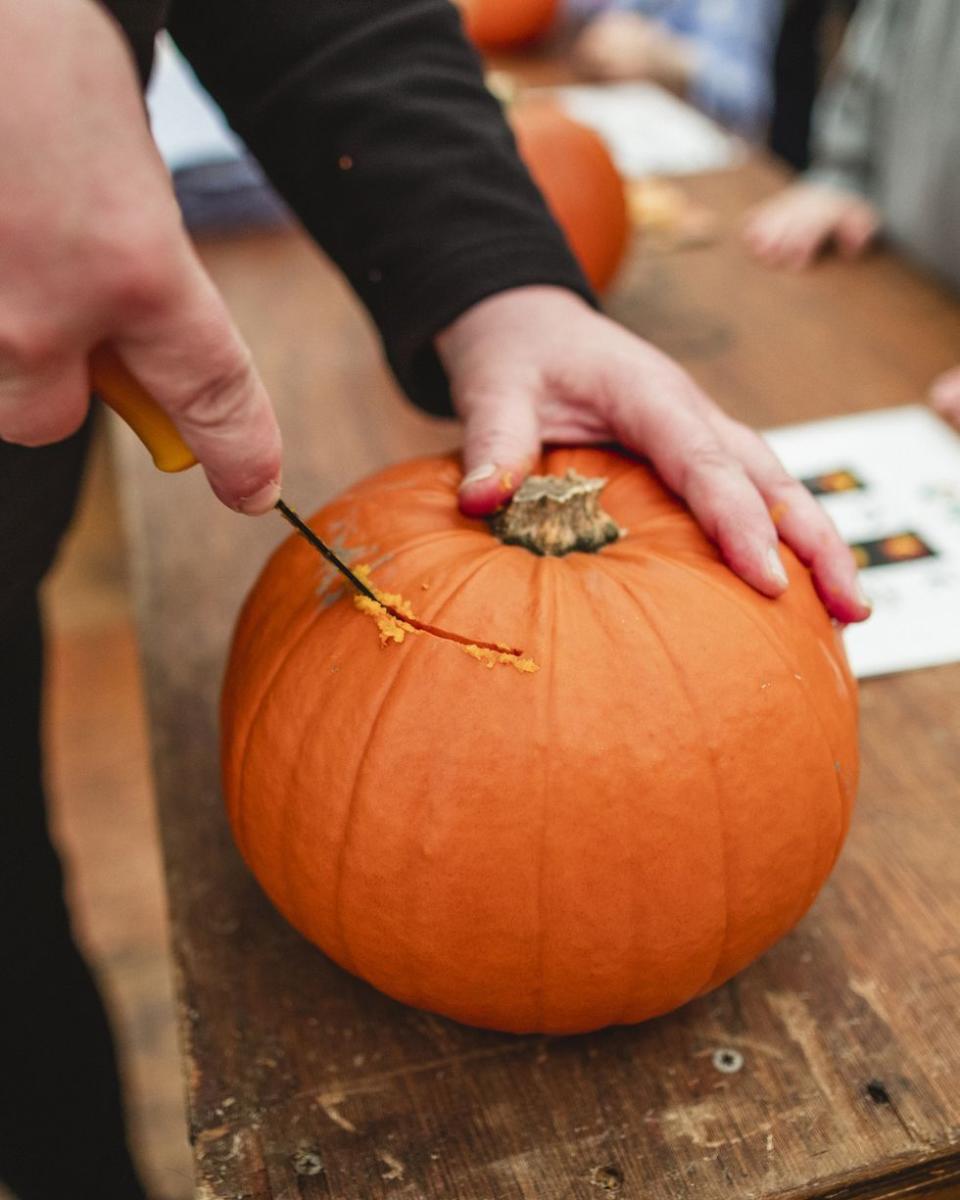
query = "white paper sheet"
xmin=544 ymin=82 xmax=743 ymax=178
xmin=146 ymin=36 xmax=244 ymax=170
xmin=765 ymin=406 xmax=960 ymax=679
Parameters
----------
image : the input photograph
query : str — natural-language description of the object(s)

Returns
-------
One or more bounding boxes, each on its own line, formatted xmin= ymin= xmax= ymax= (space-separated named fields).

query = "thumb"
xmin=112 ymin=246 xmax=282 ymax=514
xmin=456 ymin=389 xmax=540 ymax=517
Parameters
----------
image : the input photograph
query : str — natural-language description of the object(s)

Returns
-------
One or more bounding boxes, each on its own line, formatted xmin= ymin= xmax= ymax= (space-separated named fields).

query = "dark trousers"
xmin=0 ymin=424 xmax=146 ymax=1199
xmin=769 ymin=0 xmax=831 ymax=171
xmin=769 ymin=0 xmax=862 ymax=172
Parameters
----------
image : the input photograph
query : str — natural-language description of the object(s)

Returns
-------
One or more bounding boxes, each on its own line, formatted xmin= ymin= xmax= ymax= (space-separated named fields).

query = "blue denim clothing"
xmin=568 ymin=0 xmax=783 ymax=135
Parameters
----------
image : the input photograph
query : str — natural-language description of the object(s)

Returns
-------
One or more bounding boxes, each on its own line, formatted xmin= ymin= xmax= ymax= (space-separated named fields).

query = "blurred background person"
xmin=567 ymin=0 xmax=858 ymax=162
xmin=568 ymin=0 xmax=786 ymax=137
xmin=743 ymin=0 xmax=960 ymax=427
xmin=768 ymin=0 xmax=858 ymax=169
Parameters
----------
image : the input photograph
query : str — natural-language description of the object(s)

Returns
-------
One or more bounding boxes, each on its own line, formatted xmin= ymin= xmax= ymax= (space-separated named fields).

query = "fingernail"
xmin=238 ymin=478 xmax=281 ymax=515
xmin=766 ymin=547 xmax=789 ymax=588
xmin=459 ymin=463 xmax=497 ymax=490
xmin=855 ymin=579 xmax=873 ymax=613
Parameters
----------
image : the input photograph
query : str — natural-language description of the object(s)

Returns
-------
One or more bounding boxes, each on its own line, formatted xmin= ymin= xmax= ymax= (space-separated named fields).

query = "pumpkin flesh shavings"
xmin=351 ymin=565 xmax=538 ymax=674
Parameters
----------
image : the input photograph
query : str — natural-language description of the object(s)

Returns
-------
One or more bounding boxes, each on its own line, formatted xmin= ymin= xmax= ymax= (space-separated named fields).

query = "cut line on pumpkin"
xmin=352 ymin=565 xmax=538 ymax=673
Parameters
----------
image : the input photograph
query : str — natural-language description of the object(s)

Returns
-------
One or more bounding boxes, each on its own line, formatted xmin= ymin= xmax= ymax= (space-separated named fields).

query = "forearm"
xmin=168 ymin=0 xmax=592 ymax=414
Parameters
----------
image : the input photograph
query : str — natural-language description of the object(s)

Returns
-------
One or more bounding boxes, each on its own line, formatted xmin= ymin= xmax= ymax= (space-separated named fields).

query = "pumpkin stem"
xmin=491 ymin=471 xmax=623 ymax=556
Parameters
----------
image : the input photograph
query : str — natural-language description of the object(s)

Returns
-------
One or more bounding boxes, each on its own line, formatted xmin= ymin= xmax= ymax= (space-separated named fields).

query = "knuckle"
xmin=799 ymin=523 xmax=839 ymax=566
xmin=101 ymin=237 xmax=177 ymax=314
xmin=683 ymin=444 xmax=738 ymax=486
xmin=764 ymin=467 xmax=802 ymax=498
xmin=469 ymin=421 xmax=516 ymax=451
xmin=714 ymin=413 xmax=757 ymax=450
xmin=723 ymin=415 xmax=753 ymax=441
xmin=172 ymin=348 xmax=257 ymax=429
xmin=88 ymin=202 xmax=184 ymax=307
xmin=0 ymin=323 xmax=63 ymax=375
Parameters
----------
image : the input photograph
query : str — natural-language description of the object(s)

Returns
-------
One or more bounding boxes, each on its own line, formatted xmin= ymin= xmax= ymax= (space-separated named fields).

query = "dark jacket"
xmin=100 ymin=0 xmax=592 ymax=414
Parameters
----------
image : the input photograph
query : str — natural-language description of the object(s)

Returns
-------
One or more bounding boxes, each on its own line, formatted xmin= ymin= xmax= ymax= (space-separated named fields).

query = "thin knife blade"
xmin=274 ymin=499 xmax=380 ymax=603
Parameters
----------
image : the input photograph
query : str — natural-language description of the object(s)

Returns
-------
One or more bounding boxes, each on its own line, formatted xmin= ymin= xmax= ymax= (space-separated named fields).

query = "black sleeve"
xmin=98 ymin=0 xmax=167 ymax=83
xmin=165 ymin=0 xmax=594 ymax=415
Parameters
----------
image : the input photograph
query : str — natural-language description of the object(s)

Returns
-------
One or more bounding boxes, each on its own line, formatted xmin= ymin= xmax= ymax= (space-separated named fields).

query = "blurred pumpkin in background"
xmin=510 ymin=95 xmax=630 ymax=292
xmin=456 ymin=0 xmax=558 ymax=50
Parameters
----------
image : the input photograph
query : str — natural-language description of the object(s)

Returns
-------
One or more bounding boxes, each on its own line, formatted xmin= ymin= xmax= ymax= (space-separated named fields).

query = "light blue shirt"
xmin=567 ymin=0 xmax=784 ymax=136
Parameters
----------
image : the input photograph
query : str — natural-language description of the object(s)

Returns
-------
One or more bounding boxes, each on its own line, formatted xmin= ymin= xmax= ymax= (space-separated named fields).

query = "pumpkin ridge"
xmin=233 ymin=529 xmax=521 ymax=881
xmin=603 ymin=563 xmax=732 ymax=1019
xmin=654 ymin=551 xmax=855 ymax=960
xmin=310 ymin=525 xmax=489 ymax=611
xmin=225 ymin=522 xmax=364 ymax=770
xmin=228 ymin=538 xmax=485 ymax=931
xmin=326 ymin=635 xmax=419 ymax=978
xmin=530 ymin=559 xmax=556 ymax=1030
xmin=564 ymin=551 xmax=672 ymax=1024
xmin=230 ymin=592 xmax=332 ymax=865
xmin=627 ymin=549 xmax=853 ymax=991
xmin=330 ymin=541 xmax=522 ymax=1002
xmin=227 ymin=539 xmax=402 ymax=844
xmin=334 ymin=524 xmax=486 ymax=572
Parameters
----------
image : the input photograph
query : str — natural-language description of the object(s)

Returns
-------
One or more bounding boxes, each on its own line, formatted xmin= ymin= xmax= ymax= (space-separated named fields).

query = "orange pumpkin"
xmin=511 ymin=98 xmax=630 ymax=292
xmin=457 ymin=0 xmax=558 ymax=50
xmin=221 ymin=448 xmax=859 ymax=1035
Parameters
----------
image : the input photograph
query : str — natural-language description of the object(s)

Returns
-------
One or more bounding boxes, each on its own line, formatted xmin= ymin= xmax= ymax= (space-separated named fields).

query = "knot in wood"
xmin=291 ymin=1148 xmax=325 ymax=1176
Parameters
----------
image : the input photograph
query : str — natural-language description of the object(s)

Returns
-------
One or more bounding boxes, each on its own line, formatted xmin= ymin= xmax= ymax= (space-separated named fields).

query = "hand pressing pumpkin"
xmin=455 ymin=0 xmax=557 ymax=50
xmin=438 ymin=286 xmax=871 ymax=624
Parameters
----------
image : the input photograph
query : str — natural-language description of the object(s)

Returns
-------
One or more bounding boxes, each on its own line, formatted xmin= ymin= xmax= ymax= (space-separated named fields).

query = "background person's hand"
xmin=572 ymin=11 xmax=695 ymax=90
xmin=437 ymin=286 xmax=870 ymax=624
xmin=743 ymin=182 xmax=880 ymax=271
xmin=0 ymin=0 xmax=281 ymax=513
xmin=930 ymin=366 xmax=960 ymax=429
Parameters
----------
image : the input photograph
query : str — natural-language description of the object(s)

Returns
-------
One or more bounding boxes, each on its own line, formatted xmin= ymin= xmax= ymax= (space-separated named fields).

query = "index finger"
xmin=112 ymin=246 xmax=282 ymax=514
xmin=607 ymin=385 xmax=790 ymax=597
xmin=707 ymin=415 xmax=871 ymax=623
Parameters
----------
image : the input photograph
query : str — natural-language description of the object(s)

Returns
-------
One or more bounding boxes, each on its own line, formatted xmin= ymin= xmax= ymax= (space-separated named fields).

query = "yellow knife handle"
xmin=89 ymin=345 xmax=198 ymax=473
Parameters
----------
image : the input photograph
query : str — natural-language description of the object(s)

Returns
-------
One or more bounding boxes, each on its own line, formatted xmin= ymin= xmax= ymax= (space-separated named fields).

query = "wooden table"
xmin=115 ymin=158 xmax=960 ymax=1200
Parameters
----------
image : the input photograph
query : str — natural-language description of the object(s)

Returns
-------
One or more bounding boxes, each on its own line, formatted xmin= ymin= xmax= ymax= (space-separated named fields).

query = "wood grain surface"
xmin=114 ymin=157 xmax=960 ymax=1199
